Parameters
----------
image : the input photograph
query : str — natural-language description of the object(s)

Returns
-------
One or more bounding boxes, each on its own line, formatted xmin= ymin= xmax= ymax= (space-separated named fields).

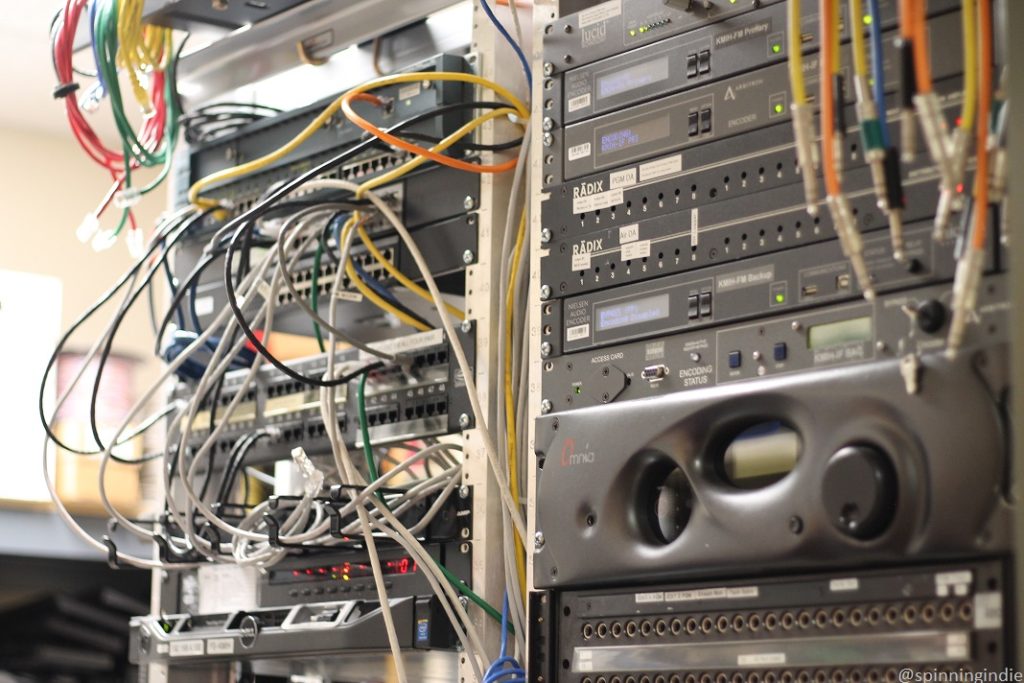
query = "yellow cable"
xmin=351 ymin=106 xmax=522 ymax=321
xmin=503 ymin=211 xmax=528 ymax=599
xmin=960 ymin=0 xmax=978 ymax=130
xmin=831 ymin=0 xmax=843 ymax=77
xmin=849 ymin=0 xmax=869 ymax=79
xmin=339 ymin=217 xmax=432 ymax=332
xmin=355 ymin=224 xmax=465 ymax=321
xmin=788 ymin=0 xmax=807 ymax=105
xmin=340 ymin=71 xmax=530 ymax=136
xmin=358 ymin=106 xmax=520 ymax=195
xmin=188 ymin=71 xmax=526 ymax=208
xmin=117 ymin=0 xmax=168 ymax=114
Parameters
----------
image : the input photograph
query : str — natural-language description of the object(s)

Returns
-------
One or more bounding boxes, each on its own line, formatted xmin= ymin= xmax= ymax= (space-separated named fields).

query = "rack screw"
xmin=540 ymin=284 xmax=552 ymax=300
xmin=534 ymin=531 xmax=545 ymax=549
xmin=463 ymin=195 xmax=476 ymax=211
xmin=540 ymin=228 xmax=552 ymax=244
xmin=540 ymin=399 xmax=553 ymax=414
xmin=458 ymin=413 xmax=471 ymax=429
xmin=462 ymin=249 xmax=475 ymax=264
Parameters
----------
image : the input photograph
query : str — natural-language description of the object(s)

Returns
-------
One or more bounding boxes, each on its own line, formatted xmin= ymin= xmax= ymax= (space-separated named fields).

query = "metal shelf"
xmin=0 ymin=507 xmax=149 ymax=562
xmin=175 ymin=0 xmax=463 ymax=99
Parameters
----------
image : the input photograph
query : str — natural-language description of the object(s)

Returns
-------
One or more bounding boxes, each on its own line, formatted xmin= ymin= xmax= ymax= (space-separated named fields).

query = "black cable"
xmin=399 ymin=131 xmax=524 ymax=152
xmin=216 ymin=432 xmax=270 ymax=506
xmin=154 ymin=235 xmax=274 ymax=354
xmin=216 ymin=135 xmax=440 ymax=384
xmin=86 ymin=211 xmax=210 ymax=452
xmin=162 ymin=247 xmax=185 ymax=329
xmin=38 ymin=211 xmax=194 ymax=457
xmin=351 ymin=260 xmax=433 ymax=330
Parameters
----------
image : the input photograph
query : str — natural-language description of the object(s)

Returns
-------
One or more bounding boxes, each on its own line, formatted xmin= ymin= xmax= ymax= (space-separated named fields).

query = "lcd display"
xmin=596 ymin=55 xmax=671 ymax=100
xmin=807 ymin=316 xmax=873 ymax=349
xmin=595 ymin=293 xmax=671 ymax=332
xmin=597 ymin=112 xmax=671 ymax=155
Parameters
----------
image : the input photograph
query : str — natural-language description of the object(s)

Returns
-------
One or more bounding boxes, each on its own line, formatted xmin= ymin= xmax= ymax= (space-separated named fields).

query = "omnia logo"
xmin=560 ymin=437 xmax=596 ymax=466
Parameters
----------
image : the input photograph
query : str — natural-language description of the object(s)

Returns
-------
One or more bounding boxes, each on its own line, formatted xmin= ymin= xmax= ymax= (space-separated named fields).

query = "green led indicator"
xmin=774 ymin=103 xmax=785 ymax=114
xmin=629 ymin=29 xmax=636 ymax=36
xmin=575 ymin=386 xmax=583 ymax=395
xmin=775 ymin=292 xmax=786 ymax=304
xmin=863 ymin=14 xmax=873 ymax=25
xmin=772 ymin=43 xmax=782 ymax=54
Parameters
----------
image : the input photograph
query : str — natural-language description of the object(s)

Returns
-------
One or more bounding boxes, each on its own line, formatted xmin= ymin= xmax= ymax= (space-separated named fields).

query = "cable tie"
xmin=52 ymin=81 xmax=80 ymax=99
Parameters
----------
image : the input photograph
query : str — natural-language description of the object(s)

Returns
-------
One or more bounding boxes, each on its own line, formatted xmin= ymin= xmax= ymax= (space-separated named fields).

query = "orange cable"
xmin=971 ymin=0 xmax=992 ymax=251
xmin=911 ymin=0 xmax=934 ymax=92
xmin=340 ymin=91 xmax=518 ymax=175
xmin=899 ymin=0 xmax=915 ymax=39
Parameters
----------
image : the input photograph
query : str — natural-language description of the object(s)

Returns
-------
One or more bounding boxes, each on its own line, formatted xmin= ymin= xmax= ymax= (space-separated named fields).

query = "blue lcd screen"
xmin=597 ymin=112 xmax=671 ymax=156
xmin=596 ymin=293 xmax=671 ymax=332
xmin=596 ymin=55 xmax=671 ymax=100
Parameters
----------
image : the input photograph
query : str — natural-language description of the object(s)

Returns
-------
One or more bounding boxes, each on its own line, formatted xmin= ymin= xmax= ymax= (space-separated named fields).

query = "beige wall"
xmin=0 ymin=127 xmax=168 ymax=397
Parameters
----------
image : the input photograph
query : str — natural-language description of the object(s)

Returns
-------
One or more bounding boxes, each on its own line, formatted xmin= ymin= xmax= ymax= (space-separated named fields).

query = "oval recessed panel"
xmin=720 ymin=421 xmax=801 ymax=489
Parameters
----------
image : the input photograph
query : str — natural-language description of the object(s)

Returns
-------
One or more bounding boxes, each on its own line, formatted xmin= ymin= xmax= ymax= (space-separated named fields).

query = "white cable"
xmin=324 ymin=214 xmax=408 ymax=683
xmin=302 ymin=178 xmax=528 ymax=540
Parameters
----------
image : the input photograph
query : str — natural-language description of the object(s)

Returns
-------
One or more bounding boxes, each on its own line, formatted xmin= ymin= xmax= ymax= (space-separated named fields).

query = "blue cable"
xmin=353 ymin=260 xmax=400 ymax=304
xmin=479 ymin=0 xmax=532 ymax=92
xmin=484 ymin=594 xmax=526 ymax=683
xmin=866 ymin=0 xmax=891 ymax=147
xmin=332 ymin=211 xmax=401 ymax=305
xmin=88 ymin=0 xmax=107 ymax=94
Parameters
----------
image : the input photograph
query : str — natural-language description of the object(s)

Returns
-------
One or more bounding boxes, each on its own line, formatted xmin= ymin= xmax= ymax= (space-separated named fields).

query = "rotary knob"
xmin=822 ymin=445 xmax=897 ymax=540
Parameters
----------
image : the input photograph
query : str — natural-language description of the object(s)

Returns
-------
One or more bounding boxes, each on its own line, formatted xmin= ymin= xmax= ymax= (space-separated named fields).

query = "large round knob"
xmin=822 ymin=445 xmax=897 ymax=540
xmin=915 ymin=299 xmax=947 ymax=334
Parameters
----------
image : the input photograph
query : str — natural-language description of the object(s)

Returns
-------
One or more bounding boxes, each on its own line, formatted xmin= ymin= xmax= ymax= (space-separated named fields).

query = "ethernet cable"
xmin=821 ymin=0 xmax=875 ymax=299
xmin=299 ymin=180 xmax=529 ymax=541
xmin=479 ymin=0 xmax=532 ymax=91
xmin=322 ymin=181 xmax=524 ymax=669
xmin=339 ymin=71 xmax=528 ymax=175
xmin=787 ymin=0 xmax=820 ymax=215
xmin=188 ymin=71 xmax=526 ymax=209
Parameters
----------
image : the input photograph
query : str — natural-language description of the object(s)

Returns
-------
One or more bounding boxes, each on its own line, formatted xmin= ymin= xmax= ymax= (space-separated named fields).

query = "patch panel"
xmin=175 ymin=328 xmax=474 ymax=466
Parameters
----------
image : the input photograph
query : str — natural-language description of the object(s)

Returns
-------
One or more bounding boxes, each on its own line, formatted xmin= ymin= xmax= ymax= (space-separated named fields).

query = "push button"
xmin=687 ymin=294 xmax=700 ymax=319
xmin=686 ymin=53 xmax=698 ymax=77
xmin=699 ymin=107 xmax=712 ymax=134
xmin=698 ymin=49 xmax=711 ymax=74
xmin=688 ymin=111 xmax=699 ymax=137
xmin=728 ymin=351 xmax=742 ymax=368
xmin=773 ymin=342 xmax=788 ymax=361
xmin=698 ymin=292 xmax=712 ymax=317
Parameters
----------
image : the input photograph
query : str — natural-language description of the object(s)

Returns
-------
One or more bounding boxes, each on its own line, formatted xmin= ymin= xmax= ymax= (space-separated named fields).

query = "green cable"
xmin=437 ymin=561 xmax=507 ymax=627
xmin=357 ymin=372 xmax=383 ymax=498
xmin=356 ymin=369 xmax=506 ymax=627
xmin=311 ymin=240 xmax=326 ymax=352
